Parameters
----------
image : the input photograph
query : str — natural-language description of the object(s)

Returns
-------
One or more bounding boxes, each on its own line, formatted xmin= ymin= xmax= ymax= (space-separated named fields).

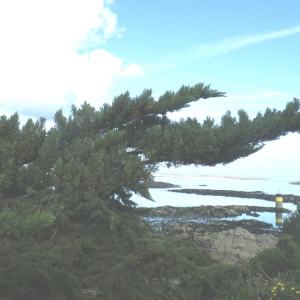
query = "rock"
xmin=168 ymin=188 xmax=300 ymax=204
xmin=137 ymin=205 xmax=282 ymax=265
xmin=160 ymin=221 xmax=280 ymax=264
xmin=290 ymin=181 xmax=300 ymax=185
xmin=208 ymin=227 xmax=279 ymax=264
xmin=136 ymin=204 xmax=292 ymax=220
xmin=148 ymin=181 xmax=181 ymax=188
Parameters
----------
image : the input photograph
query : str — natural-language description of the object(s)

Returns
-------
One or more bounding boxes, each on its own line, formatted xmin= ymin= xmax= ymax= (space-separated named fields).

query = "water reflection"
xmin=229 ymin=211 xmax=288 ymax=228
xmin=136 ymin=196 xmax=295 ymax=229
xmin=132 ymin=186 xmax=297 ymax=229
xmin=276 ymin=211 xmax=283 ymax=226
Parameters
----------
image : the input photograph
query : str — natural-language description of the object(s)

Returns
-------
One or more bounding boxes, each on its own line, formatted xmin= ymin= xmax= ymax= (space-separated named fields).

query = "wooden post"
xmin=276 ymin=194 xmax=283 ymax=225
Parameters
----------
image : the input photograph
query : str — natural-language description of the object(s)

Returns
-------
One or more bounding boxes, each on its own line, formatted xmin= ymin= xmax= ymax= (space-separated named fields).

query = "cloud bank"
xmin=0 ymin=0 xmax=142 ymax=119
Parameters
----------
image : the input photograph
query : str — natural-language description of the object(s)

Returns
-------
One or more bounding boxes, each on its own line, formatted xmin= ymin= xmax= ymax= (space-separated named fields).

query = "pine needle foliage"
xmin=1 ymin=83 xmax=300 ymax=299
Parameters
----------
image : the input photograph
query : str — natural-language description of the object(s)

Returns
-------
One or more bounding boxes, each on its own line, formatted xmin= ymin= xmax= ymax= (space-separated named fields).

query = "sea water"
xmin=132 ymin=165 xmax=300 ymax=227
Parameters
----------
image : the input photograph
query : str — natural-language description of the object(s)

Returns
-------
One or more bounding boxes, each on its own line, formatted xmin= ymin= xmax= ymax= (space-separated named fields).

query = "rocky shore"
xmin=137 ymin=183 xmax=300 ymax=264
xmin=137 ymin=205 xmax=284 ymax=264
xmin=290 ymin=181 xmax=300 ymax=185
xmin=168 ymin=188 xmax=300 ymax=204
xmin=138 ymin=204 xmax=291 ymax=219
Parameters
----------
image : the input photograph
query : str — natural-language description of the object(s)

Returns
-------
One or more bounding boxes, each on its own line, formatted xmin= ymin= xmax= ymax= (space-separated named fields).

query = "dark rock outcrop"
xmin=137 ymin=205 xmax=284 ymax=264
xmin=168 ymin=188 xmax=300 ymax=204
xmin=147 ymin=181 xmax=181 ymax=188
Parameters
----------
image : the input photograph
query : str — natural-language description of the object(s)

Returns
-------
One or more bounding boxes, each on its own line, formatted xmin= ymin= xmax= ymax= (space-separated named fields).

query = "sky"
xmin=0 ymin=0 xmax=300 ymax=179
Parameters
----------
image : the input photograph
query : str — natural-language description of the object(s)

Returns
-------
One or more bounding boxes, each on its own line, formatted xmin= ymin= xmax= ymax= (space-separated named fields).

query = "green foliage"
xmin=249 ymin=235 xmax=300 ymax=276
xmin=282 ymin=204 xmax=300 ymax=242
xmin=103 ymin=237 xmax=214 ymax=299
xmin=0 ymin=207 xmax=55 ymax=239
xmin=249 ymin=206 xmax=300 ymax=278
xmin=0 ymin=240 xmax=83 ymax=300
xmin=0 ymin=115 xmax=46 ymax=199
xmin=219 ymin=207 xmax=300 ymax=300
xmin=1 ymin=84 xmax=300 ymax=299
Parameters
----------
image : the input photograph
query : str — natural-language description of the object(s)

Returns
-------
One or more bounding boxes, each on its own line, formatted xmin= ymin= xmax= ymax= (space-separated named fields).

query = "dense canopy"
xmin=1 ymin=83 xmax=299 ymax=208
xmin=0 ymin=83 xmax=300 ymax=299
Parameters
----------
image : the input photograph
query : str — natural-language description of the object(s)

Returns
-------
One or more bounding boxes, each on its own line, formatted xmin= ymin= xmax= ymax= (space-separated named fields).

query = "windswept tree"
xmin=1 ymin=83 xmax=300 ymax=226
xmin=0 ymin=83 xmax=300 ymax=299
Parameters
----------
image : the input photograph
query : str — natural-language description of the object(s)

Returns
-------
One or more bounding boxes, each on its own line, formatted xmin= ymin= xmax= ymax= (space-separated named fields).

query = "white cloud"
xmin=119 ymin=64 xmax=144 ymax=77
xmin=0 ymin=0 xmax=141 ymax=120
xmin=160 ymin=26 xmax=300 ymax=69
xmin=190 ymin=26 xmax=300 ymax=59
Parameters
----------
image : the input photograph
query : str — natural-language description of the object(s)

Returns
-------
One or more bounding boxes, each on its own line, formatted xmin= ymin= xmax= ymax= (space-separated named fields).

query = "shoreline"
xmin=136 ymin=205 xmax=284 ymax=264
xmin=169 ymin=188 xmax=300 ymax=204
xmin=138 ymin=182 xmax=300 ymax=264
xmin=148 ymin=181 xmax=300 ymax=204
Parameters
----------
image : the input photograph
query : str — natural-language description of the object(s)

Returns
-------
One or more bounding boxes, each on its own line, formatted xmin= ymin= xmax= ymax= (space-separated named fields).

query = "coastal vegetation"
xmin=1 ymin=83 xmax=300 ymax=299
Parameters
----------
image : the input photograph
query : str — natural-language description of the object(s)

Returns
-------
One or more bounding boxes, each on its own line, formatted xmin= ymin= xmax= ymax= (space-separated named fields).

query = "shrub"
xmin=0 ymin=207 xmax=55 ymax=239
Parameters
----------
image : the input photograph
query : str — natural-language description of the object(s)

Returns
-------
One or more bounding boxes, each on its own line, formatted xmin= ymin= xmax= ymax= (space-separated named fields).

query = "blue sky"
xmin=0 ymin=0 xmax=300 ymax=179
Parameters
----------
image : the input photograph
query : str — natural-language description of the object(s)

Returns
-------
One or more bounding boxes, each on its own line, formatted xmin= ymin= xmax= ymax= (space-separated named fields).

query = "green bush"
xmin=0 ymin=241 xmax=83 ymax=300
xmin=0 ymin=207 xmax=56 ymax=239
xmin=282 ymin=204 xmax=300 ymax=242
xmin=100 ymin=234 xmax=244 ymax=300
